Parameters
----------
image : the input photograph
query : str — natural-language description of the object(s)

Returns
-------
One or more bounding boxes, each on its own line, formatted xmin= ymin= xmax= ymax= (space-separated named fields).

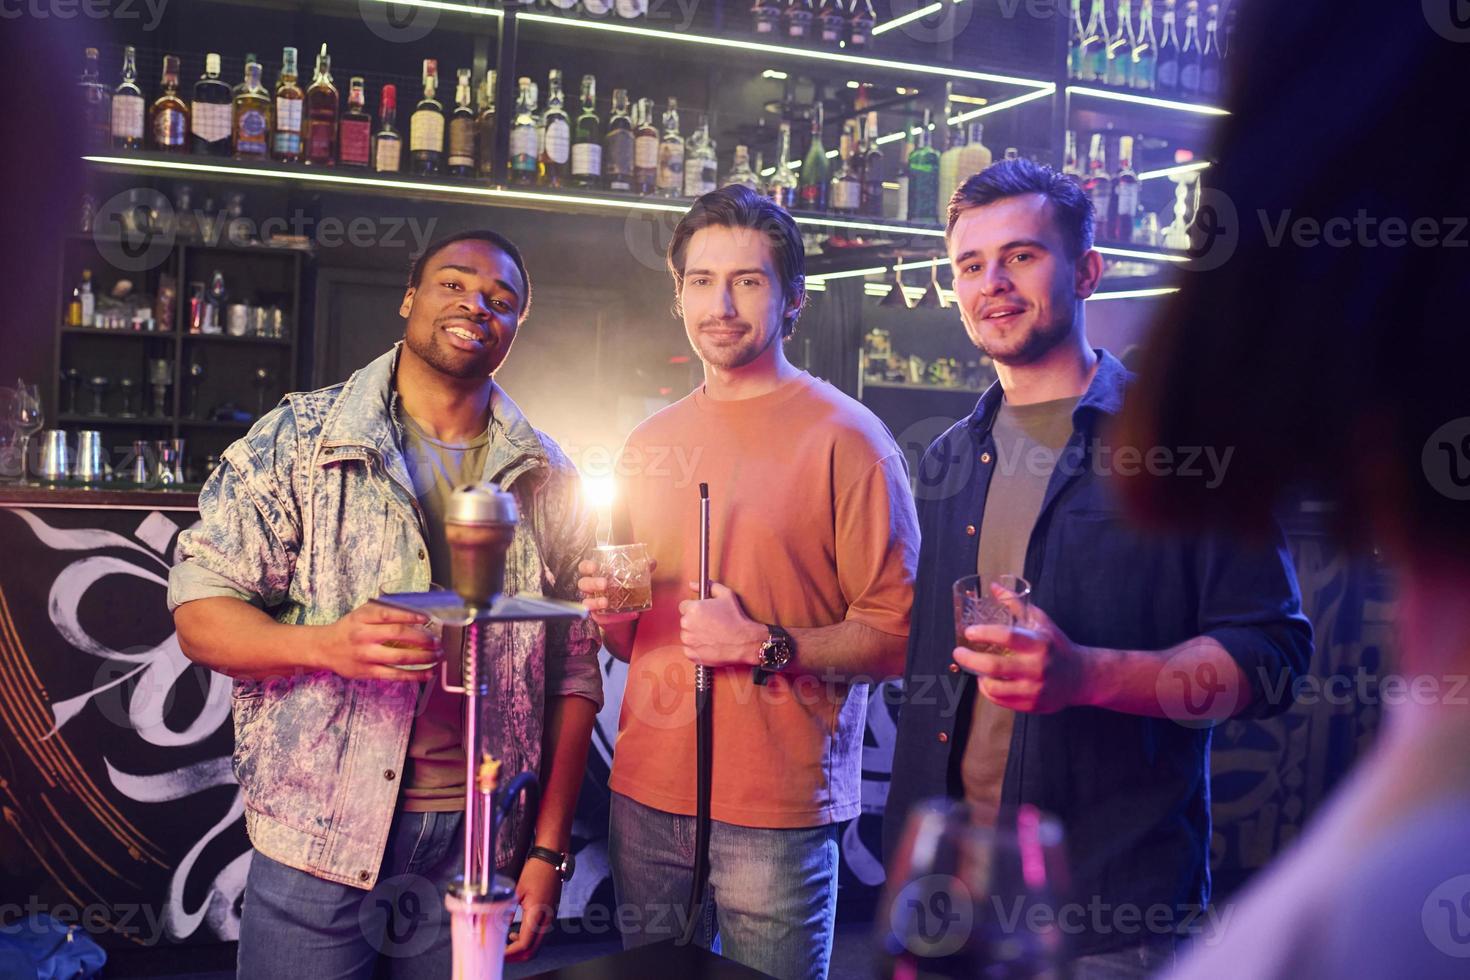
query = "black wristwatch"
xmin=752 ymin=624 xmax=794 ymax=686
xmin=528 ymin=846 xmax=575 ymax=882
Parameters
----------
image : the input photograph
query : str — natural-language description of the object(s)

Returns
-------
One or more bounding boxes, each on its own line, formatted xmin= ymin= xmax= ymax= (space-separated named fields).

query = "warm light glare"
xmin=582 ymin=474 xmax=616 ymax=511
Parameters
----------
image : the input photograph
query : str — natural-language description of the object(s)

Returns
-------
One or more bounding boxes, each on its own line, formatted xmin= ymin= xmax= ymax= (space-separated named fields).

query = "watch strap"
xmin=528 ymin=845 xmax=572 ymax=881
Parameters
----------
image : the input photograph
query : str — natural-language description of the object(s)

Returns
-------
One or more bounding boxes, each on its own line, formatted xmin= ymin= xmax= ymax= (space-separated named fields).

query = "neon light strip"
xmin=82 ymin=155 xmax=948 ymax=238
xmin=517 ymin=11 xmax=1053 ymax=88
xmin=872 ymin=2 xmax=943 ymax=36
xmin=362 ymin=0 xmax=503 ymax=18
xmin=1066 ymin=85 xmax=1229 ymax=116
xmin=1085 ymin=286 xmax=1181 ymax=300
xmin=1138 ymin=160 xmax=1211 ymax=181
xmin=1094 ymin=244 xmax=1189 ymax=264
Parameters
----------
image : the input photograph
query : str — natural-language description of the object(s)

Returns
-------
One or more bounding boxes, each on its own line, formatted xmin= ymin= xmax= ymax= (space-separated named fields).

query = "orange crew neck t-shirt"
xmin=607 ymin=371 xmax=920 ymax=828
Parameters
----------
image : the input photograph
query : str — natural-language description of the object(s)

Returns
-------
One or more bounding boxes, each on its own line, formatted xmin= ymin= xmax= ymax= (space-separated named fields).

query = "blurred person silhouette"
xmin=1117 ymin=2 xmax=1470 ymax=977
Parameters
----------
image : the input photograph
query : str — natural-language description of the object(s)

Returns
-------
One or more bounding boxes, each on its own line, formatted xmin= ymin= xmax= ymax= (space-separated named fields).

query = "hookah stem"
xmin=683 ymin=483 xmax=714 ymax=945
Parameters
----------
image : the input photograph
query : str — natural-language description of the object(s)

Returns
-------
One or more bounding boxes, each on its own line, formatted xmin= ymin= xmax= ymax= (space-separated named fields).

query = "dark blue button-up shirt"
xmin=883 ymin=349 xmax=1313 ymax=957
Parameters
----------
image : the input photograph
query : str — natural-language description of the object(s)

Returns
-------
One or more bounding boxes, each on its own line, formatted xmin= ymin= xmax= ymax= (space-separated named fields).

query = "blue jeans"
xmin=238 ymin=808 xmax=465 ymax=980
xmin=608 ymin=792 xmax=839 ymax=980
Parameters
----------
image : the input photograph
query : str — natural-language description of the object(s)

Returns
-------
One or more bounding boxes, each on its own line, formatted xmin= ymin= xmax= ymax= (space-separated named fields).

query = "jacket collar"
xmin=318 ymin=342 xmax=548 ymax=483
xmin=968 ymin=347 xmax=1131 ymax=437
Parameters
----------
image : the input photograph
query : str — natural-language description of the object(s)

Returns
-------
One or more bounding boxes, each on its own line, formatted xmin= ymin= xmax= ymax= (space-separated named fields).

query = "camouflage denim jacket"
xmin=167 ymin=343 xmax=601 ymax=889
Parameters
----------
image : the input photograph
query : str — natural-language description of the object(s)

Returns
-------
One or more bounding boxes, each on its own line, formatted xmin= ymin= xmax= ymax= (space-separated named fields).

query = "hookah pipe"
xmin=680 ymin=483 xmax=714 ymax=946
xmin=376 ymin=483 xmax=586 ymax=979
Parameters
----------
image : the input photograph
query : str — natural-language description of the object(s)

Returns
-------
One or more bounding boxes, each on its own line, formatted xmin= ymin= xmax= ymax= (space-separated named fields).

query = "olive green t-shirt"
xmin=961 ymin=394 xmax=1078 ymax=826
xmin=400 ymin=412 xmax=490 ymax=813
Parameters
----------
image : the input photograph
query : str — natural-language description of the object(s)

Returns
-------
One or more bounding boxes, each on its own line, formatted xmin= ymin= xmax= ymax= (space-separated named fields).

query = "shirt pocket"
xmin=1050 ymin=509 xmax=1169 ymax=648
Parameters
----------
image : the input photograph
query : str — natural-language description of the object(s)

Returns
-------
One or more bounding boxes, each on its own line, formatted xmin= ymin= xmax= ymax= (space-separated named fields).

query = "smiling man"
xmin=168 ymin=230 xmax=602 ymax=977
xmin=577 ymin=186 xmax=919 ymax=980
xmin=883 ymin=159 xmax=1313 ymax=977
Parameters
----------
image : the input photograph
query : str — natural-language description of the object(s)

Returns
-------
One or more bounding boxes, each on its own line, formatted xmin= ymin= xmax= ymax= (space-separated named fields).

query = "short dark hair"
xmin=667 ymin=185 xmax=806 ymax=337
xmin=946 ymin=158 xmax=1094 ymax=261
xmin=407 ymin=229 xmax=533 ymax=323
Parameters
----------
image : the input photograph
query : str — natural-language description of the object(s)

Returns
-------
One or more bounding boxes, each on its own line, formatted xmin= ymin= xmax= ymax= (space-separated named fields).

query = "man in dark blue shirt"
xmin=883 ymin=159 xmax=1313 ymax=977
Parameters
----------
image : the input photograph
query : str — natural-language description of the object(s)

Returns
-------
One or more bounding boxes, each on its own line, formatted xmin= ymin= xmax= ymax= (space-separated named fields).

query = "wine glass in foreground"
xmin=10 ymin=381 xmax=43 ymax=485
xmin=876 ymin=799 xmax=1070 ymax=979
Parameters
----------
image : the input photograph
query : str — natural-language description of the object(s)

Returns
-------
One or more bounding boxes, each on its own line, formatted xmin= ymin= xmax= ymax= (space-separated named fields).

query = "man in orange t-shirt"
xmin=578 ymin=186 xmax=919 ymax=980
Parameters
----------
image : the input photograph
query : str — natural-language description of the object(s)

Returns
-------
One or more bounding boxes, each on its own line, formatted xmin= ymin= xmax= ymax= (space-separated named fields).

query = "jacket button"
xmin=949 ymin=663 xmax=960 ymax=673
xmin=384 ymin=769 xmax=396 ymax=781
xmin=937 ymin=732 xmax=949 ymax=744
xmin=965 ymin=524 xmax=976 ymax=536
xmin=980 ymin=452 xmax=992 ymax=464
xmin=359 ymin=870 xmax=370 ymax=882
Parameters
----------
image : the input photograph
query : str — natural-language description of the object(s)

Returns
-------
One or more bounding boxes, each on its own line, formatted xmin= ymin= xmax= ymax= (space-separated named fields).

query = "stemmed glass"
xmin=876 ymin=799 xmax=1070 ymax=979
xmin=10 ymin=381 xmax=43 ymax=485
xmin=252 ymin=366 xmax=274 ymax=418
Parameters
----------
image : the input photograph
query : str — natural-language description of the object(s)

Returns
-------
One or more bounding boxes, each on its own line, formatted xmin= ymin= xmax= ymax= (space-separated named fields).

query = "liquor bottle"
xmin=374 ymin=84 xmax=403 ymax=173
xmin=1200 ymin=2 xmax=1222 ymax=97
xmin=1110 ymin=134 xmax=1139 ymax=242
xmin=783 ymin=0 xmax=814 ymax=42
xmin=410 ymin=59 xmax=445 ymax=176
xmin=1081 ymin=132 xmax=1112 ymax=235
xmin=1081 ymin=0 xmax=1110 ymax=83
xmin=79 ymin=269 xmax=95 ymax=327
xmin=1068 ymin=0 xmax=1087 ymax=80
xmin=273 ymin=47 xmax=304 ymax=162
xmin=476 ymin=71 xmax=498 ymax=179
xmin=860 ymin=111 xmax=884 ymax=216
xmin=1062 ymin=129 xmax=1082 ymax=177
xmin=1179 ymin=0 xmax=1203 ymax=96
xmin=304 ymin=44 xmax=339 ymax=166
xmin=633 ymin=97 xmax=659 ymax=194
xmin=583 ymin=0 xmax=614 ymax=14
xmin=539 ymin=69 xmax=571 ymax=187
xmin=955 ymin=120 xmax=992 ymax=191
xmin=1106 ymin=0 xmax=1137 ymax=88
xmin=906 ymin=109 xmax=940 ymax=223
xmin=448 ymin=68 xmax=477 ymax=176
xmin=79 ymin=48 xmax=111 ymax=153
xmin=232 ymin=61 xmax=272 ymax=160
xmin=509 ymin=77 xmax=540 ymax=185
xmin=848 ymin=0 xmax=876 ymax=49
xmin=111 ymin=46 xmax=145 ymax=151
xmin=67 ymin=274 xmax=83 ymax=328
xmin=1222 ymin=3 xmax=1236 ymax=61
xmin=232 ymin=53 xmax=258 ymax=98
xmin=550 ymin=0 xmax=578 ymax=11
xmin=752 ymin=0 xmax=781 ymax=35
xmin=723 ymin=144 xmax=760 ymax=190
xmin=797 ymin=102 xmax=828 ymax=211
xmin=605 ymin=88 xmax=635 ymax=191
xmin=767 ymin=122 xmax=799 ymax=209
xmin=190 ymin=53 xmax=232 ymax=156
xmin=683 ymin=115 xmax=717 ymax=198
xmin=337 ymin=77 xmax=372 ymax=168
xmin=1156 ymin=0 xmax=1182 ymax=95
xmin=615 ymin=0 xmax=646 ymax=17
xmin=571 ymin=75 xmax=603 ymax=188
xmin=937 ymin=118 xmax=966 ymax=220
xmin=150 ymin=55 xmax=189 ymax=153
xmin=1004 ymin=146 xmax=1020 ymax=161
xmin=816 ymin=0 xmax=846 ymax=46
xmin=829 ymin=122 xmax=862 ymax=215
xmin=1132 ymin=0 xmax=1159 ymax=91
xmin=894 ymin=131 xmax=912 ymax=221
xmin=656 ymin=97 xmax=684 ymax=197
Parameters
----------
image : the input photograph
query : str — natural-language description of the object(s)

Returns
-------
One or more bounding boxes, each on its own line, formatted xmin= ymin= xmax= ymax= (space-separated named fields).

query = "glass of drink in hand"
xmin=593 ymin=543 xmax=653 ymax=614
xmin=953 ymin=574 xmax=1030 ymax=656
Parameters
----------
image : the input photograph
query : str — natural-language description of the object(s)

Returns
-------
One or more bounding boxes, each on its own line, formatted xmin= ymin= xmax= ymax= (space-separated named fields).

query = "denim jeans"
xmin=238 ymin=808 xmax=465 ymax=980
xmin=608 ymin=792 xmax=840 ymax=980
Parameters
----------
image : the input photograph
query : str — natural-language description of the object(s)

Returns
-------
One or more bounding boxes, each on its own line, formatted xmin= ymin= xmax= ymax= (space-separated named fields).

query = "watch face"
xmin=562 ymin=852 xmax=576 ymax=879
xmin=762 ymin=635 xmax=792 ymax=671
